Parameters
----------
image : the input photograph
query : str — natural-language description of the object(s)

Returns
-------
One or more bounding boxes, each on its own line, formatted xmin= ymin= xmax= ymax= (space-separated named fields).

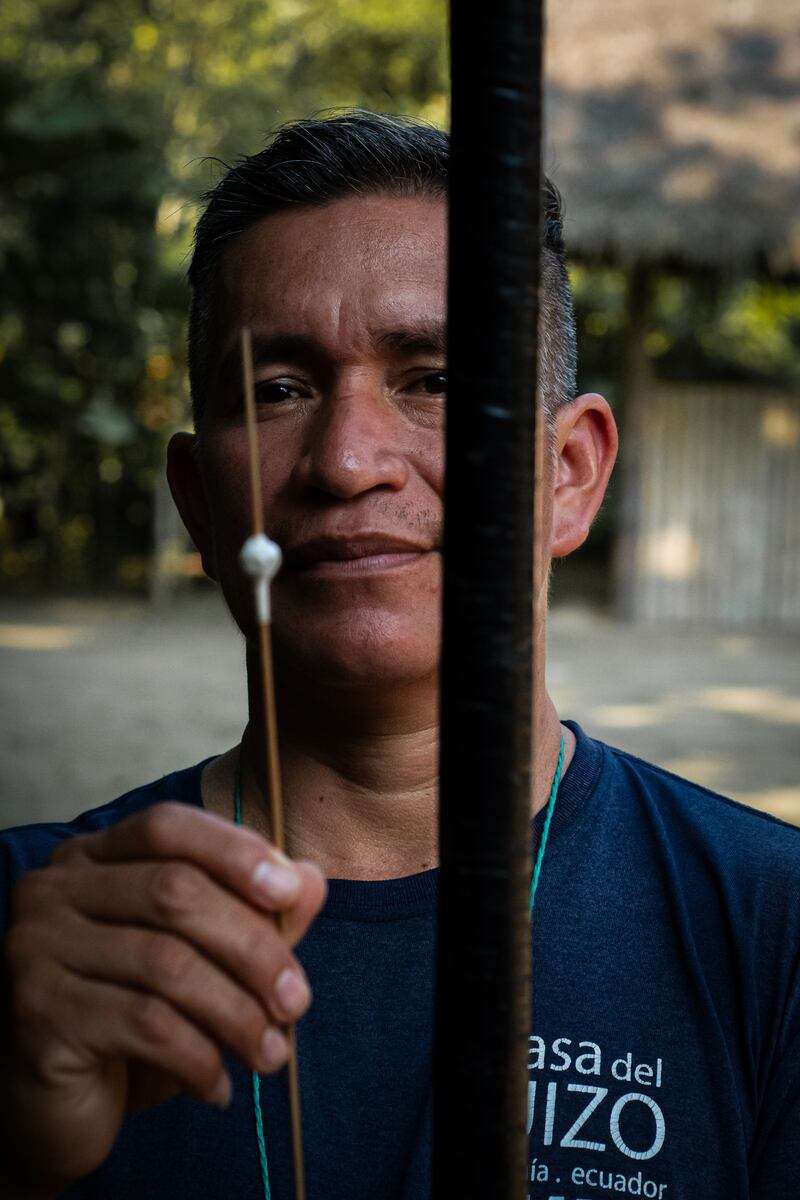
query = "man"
xmin=1 ymin=112 xmax=799 ymax=1200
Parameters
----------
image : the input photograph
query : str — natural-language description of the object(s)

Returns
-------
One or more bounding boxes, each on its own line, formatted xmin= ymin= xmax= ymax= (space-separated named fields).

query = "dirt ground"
xmin=1 ymin=591 xmax=798 ymax=831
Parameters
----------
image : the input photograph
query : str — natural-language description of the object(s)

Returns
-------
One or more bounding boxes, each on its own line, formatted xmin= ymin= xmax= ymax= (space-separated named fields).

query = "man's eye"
xmin=412 ymin=372 xmax=447 ymax=396
xmin=253 ymin=380 xmax=302 ymax=404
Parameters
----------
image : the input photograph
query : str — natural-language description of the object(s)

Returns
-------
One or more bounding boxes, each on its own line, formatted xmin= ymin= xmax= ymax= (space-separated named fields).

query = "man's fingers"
xmin=63 ymin=803 xmax=326 ymax=921
xmin=55 ymin=918 xmax=290 ymax=1074
xmin=33 ymin=860 xmax=315 ymax=1023
xmin=23 ymin=966 xmax=232 ymax=1111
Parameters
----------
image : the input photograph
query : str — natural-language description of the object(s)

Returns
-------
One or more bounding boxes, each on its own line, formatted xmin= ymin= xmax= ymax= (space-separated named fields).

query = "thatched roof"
xmin=545 ymin=0 xmax=800 ymax=272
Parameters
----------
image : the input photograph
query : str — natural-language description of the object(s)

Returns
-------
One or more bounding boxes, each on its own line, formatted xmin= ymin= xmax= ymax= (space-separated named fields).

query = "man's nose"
xmin=292 ymin=385 xmax=409 ymax=500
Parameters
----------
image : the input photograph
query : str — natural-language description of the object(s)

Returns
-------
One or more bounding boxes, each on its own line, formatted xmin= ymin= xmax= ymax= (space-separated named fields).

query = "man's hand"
xmin=0 ymin=803 xmax=326 ymax=1195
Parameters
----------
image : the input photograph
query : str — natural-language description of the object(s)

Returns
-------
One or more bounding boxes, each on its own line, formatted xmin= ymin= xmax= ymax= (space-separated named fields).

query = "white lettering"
xmin=551 ymin=1038 xmax=572 ymax=1071
xmin=569 ymin=1166 xmax=668 ymax=1197
xmin=609 ymin=1093 xmax=666 ymax=1161
xmin=528 ymin=1157 xmax=549 ymax=1182
xmin=527 ymin=1081 xmax=537 ymax=1135
xmin=544 ymin=1081 xmax=557 ymax=1146
xmin=575 ymin=1042 xmax=602 ymax=1076
xmin=529 ymin=1035 xmax=546 ymax=1071
xmin=560 ymin=1084 xmax=608 ymax=1151
xmin=611 ymin=1053 xmax=632 ymax=1082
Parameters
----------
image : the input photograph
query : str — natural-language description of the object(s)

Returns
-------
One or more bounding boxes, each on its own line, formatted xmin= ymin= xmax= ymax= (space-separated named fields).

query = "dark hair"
xmin=188 ymin=110 xmax=577 ymax=429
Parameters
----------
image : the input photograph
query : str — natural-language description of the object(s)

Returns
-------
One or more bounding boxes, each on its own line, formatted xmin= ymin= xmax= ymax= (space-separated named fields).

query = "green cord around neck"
xmin=234 ymin=730 xmax=564 ymax=1197
xmin=530 ymin=733 xmax=565 ymax=915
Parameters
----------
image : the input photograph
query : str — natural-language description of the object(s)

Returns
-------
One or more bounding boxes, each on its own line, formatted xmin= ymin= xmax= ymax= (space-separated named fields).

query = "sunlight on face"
xmin=199 ymin=194 xmax=448 ymax=692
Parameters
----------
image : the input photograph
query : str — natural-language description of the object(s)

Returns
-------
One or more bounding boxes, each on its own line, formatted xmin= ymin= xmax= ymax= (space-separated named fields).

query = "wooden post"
xmin=434 ymin=2 xmax=544 ymax=1196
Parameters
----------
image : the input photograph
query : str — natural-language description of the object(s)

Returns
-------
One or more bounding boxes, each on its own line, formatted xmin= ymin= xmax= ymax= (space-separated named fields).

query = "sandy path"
xmin=1 ymin=593 xmax=798 ymax=830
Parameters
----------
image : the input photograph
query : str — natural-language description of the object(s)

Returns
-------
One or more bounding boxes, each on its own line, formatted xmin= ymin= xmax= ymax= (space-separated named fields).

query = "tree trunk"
xmin=149 ymin=471 xmax=189 ymax=607
xmin=613 ymin=264 xmax=653 ymax=621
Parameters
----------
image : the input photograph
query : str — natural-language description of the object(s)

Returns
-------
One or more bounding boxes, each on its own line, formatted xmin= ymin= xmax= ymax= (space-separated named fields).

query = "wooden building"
xmin=545 ymin=0 xmax=800 ymax=626
xmin=631 ymin=385 xmax=799 ymax=625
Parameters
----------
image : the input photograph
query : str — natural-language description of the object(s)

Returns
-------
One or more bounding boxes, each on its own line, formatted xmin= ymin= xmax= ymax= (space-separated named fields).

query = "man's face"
xmin=194 ymin=194 xmax=447 ymax=691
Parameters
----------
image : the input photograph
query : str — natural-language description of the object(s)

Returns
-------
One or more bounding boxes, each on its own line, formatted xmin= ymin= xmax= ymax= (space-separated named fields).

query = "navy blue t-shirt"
xmin=2 ymin=721 xmax=800 ymax=1199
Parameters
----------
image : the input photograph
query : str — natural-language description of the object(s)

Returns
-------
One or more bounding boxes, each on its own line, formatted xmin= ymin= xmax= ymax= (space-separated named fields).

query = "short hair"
xmin=188 ymin=111 xmax=577 ymax=430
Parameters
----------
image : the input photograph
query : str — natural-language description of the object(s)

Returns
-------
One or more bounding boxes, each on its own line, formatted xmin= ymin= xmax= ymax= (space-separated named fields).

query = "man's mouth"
xmin=282 ymin=534 xmax=437 ymax=577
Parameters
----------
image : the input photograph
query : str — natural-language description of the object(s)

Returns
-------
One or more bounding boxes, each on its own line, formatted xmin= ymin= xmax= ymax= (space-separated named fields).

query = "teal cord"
xmin=251 ymin=1073 xmax=271 ymax=1200
xmin=234 ymin=732 xmax=564 ymax=1194
xmin=235 ymin=764 xmax=272 ymax=1200
xmin=530 ymin=734 xmax=564 ymax=915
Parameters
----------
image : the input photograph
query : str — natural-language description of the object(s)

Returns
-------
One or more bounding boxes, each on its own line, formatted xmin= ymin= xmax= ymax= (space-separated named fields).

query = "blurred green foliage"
xmin=0 ymin=1 xmax=797 ymax=590
xmin=572 ymin=268 xmax=800 ymax=405
xmin=0 ymin=0 xmax=447 ymax=588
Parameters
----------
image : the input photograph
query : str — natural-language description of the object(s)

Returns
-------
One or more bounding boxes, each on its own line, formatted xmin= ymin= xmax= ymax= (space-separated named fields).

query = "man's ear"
xmin=551 ymin=393 xmax=618 ymax=559
xmin=165 ymin=432 xmax=219 ymax=581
